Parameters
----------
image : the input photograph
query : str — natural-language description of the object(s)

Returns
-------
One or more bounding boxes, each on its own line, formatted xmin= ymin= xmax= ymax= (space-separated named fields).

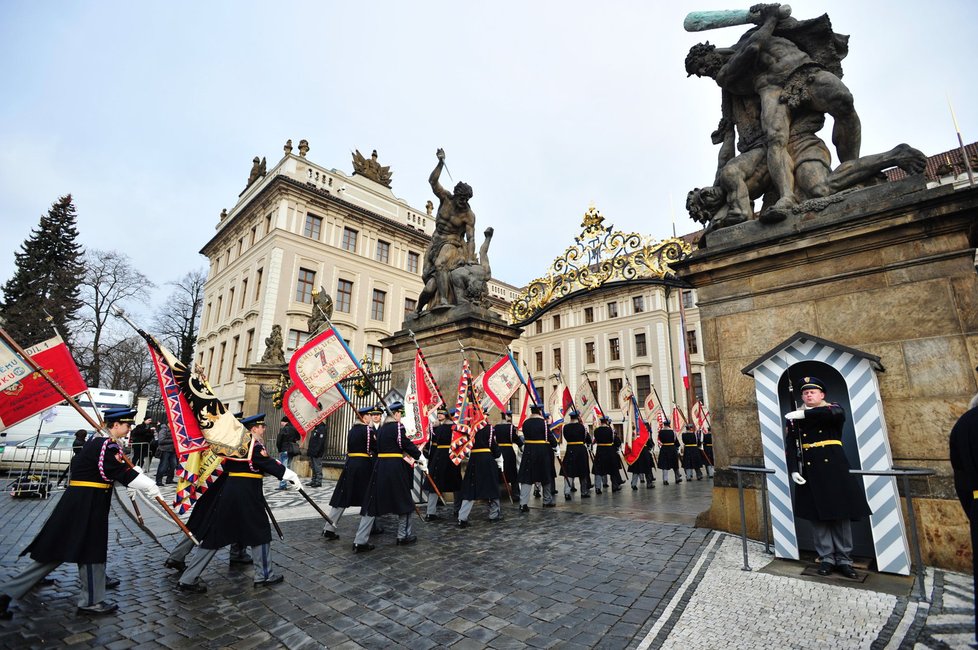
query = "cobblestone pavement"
xmin=0 ymin=475 xmax=972 ymax=649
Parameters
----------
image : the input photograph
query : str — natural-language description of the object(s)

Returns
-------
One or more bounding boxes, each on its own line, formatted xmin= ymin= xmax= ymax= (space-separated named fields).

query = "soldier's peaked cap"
xmin=241 ymin=413 xmax=266 ymax=428
xmin=800 ymin=376 xmax=825 ymax=392
xmin=103 ymin=408 xmax=137 ymax=424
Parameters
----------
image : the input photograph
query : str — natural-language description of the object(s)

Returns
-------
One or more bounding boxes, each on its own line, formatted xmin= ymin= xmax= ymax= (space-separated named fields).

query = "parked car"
xmin=0 ymin=431 xmax=93 ymax=472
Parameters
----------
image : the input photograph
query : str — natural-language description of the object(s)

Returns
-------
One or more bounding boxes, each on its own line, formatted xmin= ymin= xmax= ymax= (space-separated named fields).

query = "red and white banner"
xmin=289 ymin=326 xmax=359 ymax=407
xmin=482 ymin=353 xmax=522 ymax=412
xmin=574 ymin=380 xmax=603 ymax=425
xmin=692 ymin=401 xmax=710 ymax=430
xmin=284 ymin=384 xmax=347 ymax=437
xmin=412 ymin=350 xmax=441 ymax=443
xmin=449 ymin=360 xmax=485 ymax=465
xmin=0 ymin=335 xmax=87 ymax=430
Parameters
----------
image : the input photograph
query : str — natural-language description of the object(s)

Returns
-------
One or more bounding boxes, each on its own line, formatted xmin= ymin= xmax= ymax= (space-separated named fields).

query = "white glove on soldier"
xmin=495 ymin=456 xmax=505 ymax=472
xmin=128 ymin=472 xmax=162 ymax=500
xmin=785 ymin=409 xmax=806 ymax=420
xmin=415 ymin=455 xmax=429 ymax=473
xmin=552 ymin=447 xmax=561 ymax=459
xmin=132 ymin=465 xmax=144 ymax=474
xmin=282 ymin=468 xmax=300 ymax=489
xmin=791 ymin=471 xmax=807 ymax=485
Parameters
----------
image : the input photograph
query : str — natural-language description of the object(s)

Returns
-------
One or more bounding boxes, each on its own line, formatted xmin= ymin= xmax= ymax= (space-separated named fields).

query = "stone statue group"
xmin=684 ymin=4 xmax=928 ymax=246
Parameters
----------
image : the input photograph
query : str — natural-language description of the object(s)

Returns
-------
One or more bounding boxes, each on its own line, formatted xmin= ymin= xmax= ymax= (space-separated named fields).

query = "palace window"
xmin=371 ymin=289 xmax=387 ymax=320
xmin=635 ymin=332 xmax=647 ymax=357
xmin=686 ymin=329 xmax=699 ymax=355
xmin=607 ymin=302 xmax=618 ymax=318
xmin=553 ymin=314 xmax=561 ymax=330
xmin=585 ymin=341 xmax=595 ymax=364
xmin=584 ymin=307 xmax=594 ymax=323
xmin=407 ymin=251 xmax=420 ymax=274
xmin=336 ymin=279 xmax=353 ymax=313
xmin=535 ymin=351 xmax=543 ymax=372
xmin=296 ymin=268 xmax=316 ymax=303
xmin=609 ymin=378 xmax=623 ymax=409
xmin=304 ymin=214 xmax=323 ymax=240
xmin=633 ymin=296 xmax=645 ymax=313
xmin=609 ymin=337 xmax=621 ymax=361
xmin=342 ymin=227 xmax=358 ymax=252
xmin=376 ymin=240 xmax=390 ymax=264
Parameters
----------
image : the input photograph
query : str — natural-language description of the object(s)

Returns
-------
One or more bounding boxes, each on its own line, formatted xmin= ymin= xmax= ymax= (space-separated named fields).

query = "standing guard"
xmin=423 ymin=408 xmax=462 ymax=520
xmin=457 ymin=421 xmax=504 ymax=526
xmin=591 ymin=416 xmax=624 ymax=494
xmin=701 ymin=426 xmax=715 ymax=479
xmin=518 ymin=404 xmax=558 ymax=511
xmin=657 ymin=419 xmax=682 ymax=485
xmin=177 ymin=414 xmax=300 ymax=592
xmin=560 ymin=411 xmax=592 ymax=500
xmin=493 ymin=410 xmax=522 ymax=502
xmin=321 ymin=406 xmax=377 ymax=541
xmin=356 ymin=402 xmax=426 ymax=551
xmin=0 ymin=408 xmax=160 ymax=618
xmin=681 ymin=424 xmax=704 ymax=481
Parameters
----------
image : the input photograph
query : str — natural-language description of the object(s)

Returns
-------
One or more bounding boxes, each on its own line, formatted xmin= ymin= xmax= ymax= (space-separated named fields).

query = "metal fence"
xmin=321 ymin=370 xmax=392 ymax=464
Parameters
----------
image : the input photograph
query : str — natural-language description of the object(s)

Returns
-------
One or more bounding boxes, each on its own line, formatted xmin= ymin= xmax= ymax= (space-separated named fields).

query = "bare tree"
xmin=99 ymin=335 xmax=158 ymax=398
xmin=153 ymin=269 xmax=206 ymax=367
xmin=78 ymin=249 xmax=155 ymax=386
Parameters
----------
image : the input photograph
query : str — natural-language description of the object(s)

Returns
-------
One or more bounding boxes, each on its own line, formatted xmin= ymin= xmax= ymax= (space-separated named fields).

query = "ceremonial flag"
xmin=618 ymin=383 xmax=634 ymax=412
xmin=0 ymin=336 xmax=31 ymax=393
xmin=672 ymin=405 xmax=687 ymax=430
xmin=449 ymin=360 xmax=486 ymax=465
xmin=692 ymin=401 xmax=710 ymax=430
xmin=482 ymin=352 xmax=522 ymax=412
xmin=517 ymin=389 xmax=531 ymax=429
xmin=412 ymin=349 xmax=441 ymax=443
xmin=643 ymin=390 xmax=663 ymax=429
xmin=283 ymin=383 xmax=348 ymax=437
xmin=625 ymin=394 xmax=652 ymax=465
xmin=574 ymin=380 xmax=603 ymax=425
xmin=288 ymin=325 xmax=359 ymax=406
xmin=547 ymin=384 xmax=566 ymax=433
xmin=0 ymin=334 xmax=87 ymax=431
xmin=677 ymin=307 xmax=691 ymax=391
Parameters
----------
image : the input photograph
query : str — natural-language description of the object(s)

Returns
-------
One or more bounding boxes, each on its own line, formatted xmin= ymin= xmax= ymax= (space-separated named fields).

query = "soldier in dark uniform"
xmin=0 ymin=408 xmax=159 ymax=618
xmin=657 ymin=419 xmax=682 ymax=485
xmin=321 ymin=406 xmax=377 ymax=541
xmin=177 ymin=414 xmax=299 ymax=592
xmin=701 ymin=426 xmax=715 ymax=479
xmin=560 ymin=411 xmax=592 ymax=500
xmin=628 ymin=430 xmax=656 ymax=490
xmin=356 ymin=402 xmax=425 ymax=551
xmin=591 ymin=416 xmax=624 ymax=494
xmin=949 ymin=392 xmax=978 ymax=646
xmin=785 ymin=377 xmax=871 ymax=579
xmin=423 ymin=408 xmax=462 ymax=520
xmin=518 ymin=404 xmax=559 ymax=510
xmin=681 ymin=423 xmax=704 ymax=481
xmin=493 ymin=410 xmax=522 ymax=502
xmin=457 ymin=421 xmax=504 ymax=525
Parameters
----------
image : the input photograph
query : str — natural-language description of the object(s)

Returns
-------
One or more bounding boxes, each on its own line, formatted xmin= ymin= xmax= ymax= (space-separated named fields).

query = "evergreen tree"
xmin=0 ymin=195 xmax=85 ymax=347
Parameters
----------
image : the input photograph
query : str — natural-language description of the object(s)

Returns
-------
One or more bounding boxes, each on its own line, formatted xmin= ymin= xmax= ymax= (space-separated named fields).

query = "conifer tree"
xmin=0 ymin=195 xmax=85 ymax=347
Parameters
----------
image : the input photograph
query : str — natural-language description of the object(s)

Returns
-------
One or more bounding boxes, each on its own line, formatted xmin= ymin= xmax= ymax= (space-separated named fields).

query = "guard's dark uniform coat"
xmin=701 ymin=430 xmax=715 ymax=466
xmin=199 ymin=441 xmax=286 ymax=549
xmin=329 ymin=423 xmax=377 ymax=508
xmin=184 ymin=466 xmax=228 ymax=536
xmin=24 ymin=437 xmax=139 ymax=564
xmin=362 ymin=419 xmax=422 ymax=516
xmin=560 ymin=422 xmax=591 ymax=479
xmin=681 ymin=429 xmax=703 ymax=470
xmin=458 ymin=424 xmax=501 ymax=501
xmin=785 ymin=404 xmax=871 ymax=521
xmin=493 ymin=422 xmax=522 ymax=486
xmin=628 ymin=436 xmax=656 ymax=474
xmin=656 ymin=427 xmax=680 ymax=470
xmin=949 ymin=405 xmax=978 ymax=643
xmin=517 ymin=416 xmax=557 ymax=484
xmin=591 ymin=426 xmax=624 ymax=482
xmin=425 ymin=422 xmax=462 ymax=492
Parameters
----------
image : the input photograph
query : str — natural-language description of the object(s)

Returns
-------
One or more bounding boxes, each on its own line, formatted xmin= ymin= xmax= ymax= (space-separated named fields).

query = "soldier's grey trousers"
xmin=520 ymin=482 xmax=553 ymax=506
xmin=355 ymin=513 xmax=413 ymax=544
xmin=458 ymin=499 xmax=500 ymax=521
xmin=631 ymin=472 xmax=655 ymax=487
xmin=0 ymin=561 xmax=105 ymax=607
xmin=323 ymin=507 xmax=345 ymax=533
xmin=179 ymin=543 xmax=275 ymax=585
xmin=811 ymin=519 xmax=854 ymax=566
xmin=661 ymin=468 xmax=682 ymax=482
xmin=169 ymin=538 xmax=249 ymax=563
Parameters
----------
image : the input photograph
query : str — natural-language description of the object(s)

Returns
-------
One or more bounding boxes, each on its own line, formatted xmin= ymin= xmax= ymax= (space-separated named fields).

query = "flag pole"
xmin=947 ymin=93 xmax=975 ymax=187
xmin=405 ymin=330 xmax=448 ymax=506
xmin=1 ymin=324 xmax=196 ymax=544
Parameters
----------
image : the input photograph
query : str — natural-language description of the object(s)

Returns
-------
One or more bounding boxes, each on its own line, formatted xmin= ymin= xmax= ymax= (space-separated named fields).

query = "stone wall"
xmin=676 ymin=178 xmax=978 ymax=571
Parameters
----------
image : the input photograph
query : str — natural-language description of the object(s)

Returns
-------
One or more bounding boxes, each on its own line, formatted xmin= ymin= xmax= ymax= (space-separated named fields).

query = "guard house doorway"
xmin=777 ymin=361 xmax=874 ymax=560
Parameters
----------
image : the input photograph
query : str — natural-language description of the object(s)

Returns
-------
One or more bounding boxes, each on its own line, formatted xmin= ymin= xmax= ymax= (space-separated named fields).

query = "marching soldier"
xmin=177 ymin=414 xmax=300 ymax=592
xmin=657 ymin=419 xmax=682 ymax=485
xmin=457 ymin=421 xmax=504 ymax=526
xmin=591 ymin=416 xmax=624 ymax=494
xmin=423 ymin=408 xmax=462 ymax=520
xmin=0 ymin=408 xmax=160 ymax=618
xmin=681 ymin=423 xmax=704 ymax=481
xmin=560 ymin=411 xmax=592 ymax=500
xmin=518 ymin=404 xmax=558 ymax=511
xmin=701 ymin=426 xmax=715 ymax=479
xmin=321 ymin=406 xmax=377 ymax=541
xmin=493 ymin=410 xmax=522 ymax=502
xmin=785 ymin=377 xmax=870 ymax=578
xmin=356 ymin=402 xmax=426 ymax=551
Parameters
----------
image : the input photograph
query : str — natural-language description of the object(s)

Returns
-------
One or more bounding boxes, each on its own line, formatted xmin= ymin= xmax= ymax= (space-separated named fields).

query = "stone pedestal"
xmin=675 ymin=178 xmax=978 ymax=571
xmin=238 ymin=363 xmax=286 ymax=418
xmin=381 ymin=304 xmax=523 ymax=399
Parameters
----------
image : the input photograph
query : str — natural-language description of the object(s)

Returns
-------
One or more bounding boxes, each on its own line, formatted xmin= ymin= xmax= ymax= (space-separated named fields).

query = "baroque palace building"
xmin=197 ymin=143 xmax=705 ymax=427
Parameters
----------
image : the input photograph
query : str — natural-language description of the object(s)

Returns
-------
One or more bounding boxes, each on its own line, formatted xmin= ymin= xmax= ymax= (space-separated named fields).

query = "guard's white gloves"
xmin=785 ymin=409 xmax=806 ymax=420
xmin=132 ymin=465 xmax=144 ymax=474
xmin=128 ymin=472 xmax=162 ymax=500
xmin=415 ymin=455 xmax=429 ymax=473
xmin=791 ymin=472 xmax=807 ymax=485
xmin=495 ymin=456 xmax=505 ymax=472
xmin=282 ymin=468 xmax=300 ymax=489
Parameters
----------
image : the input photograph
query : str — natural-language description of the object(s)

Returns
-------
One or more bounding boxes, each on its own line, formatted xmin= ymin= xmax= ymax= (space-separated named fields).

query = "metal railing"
xmin=729 ymin=465 xmax=775 ymax=571
xmin=850 ymin=466 xmax=935 ymax=601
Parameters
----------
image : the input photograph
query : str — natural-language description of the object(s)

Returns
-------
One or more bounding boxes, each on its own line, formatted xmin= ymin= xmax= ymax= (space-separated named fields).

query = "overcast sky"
xmin=1 ymin=1 xmax=974 ymax=310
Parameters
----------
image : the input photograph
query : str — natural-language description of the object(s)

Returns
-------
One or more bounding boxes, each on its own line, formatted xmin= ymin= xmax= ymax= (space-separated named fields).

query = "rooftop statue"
xmin=684 ymin=4 xmax=926 ymax=247
xmin=352 ymin=149 xmax=394 ymax=188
